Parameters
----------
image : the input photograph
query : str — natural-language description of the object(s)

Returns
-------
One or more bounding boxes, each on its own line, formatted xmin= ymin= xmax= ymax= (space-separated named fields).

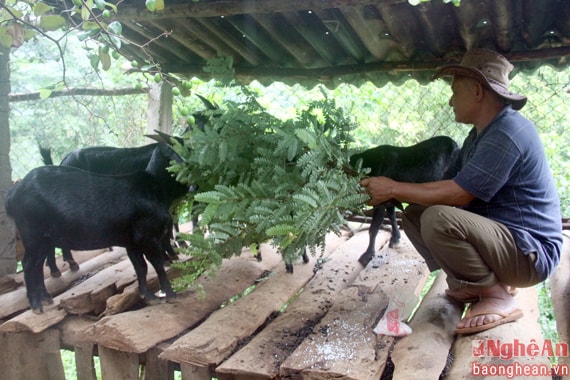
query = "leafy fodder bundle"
xmin=170 ymin=89 xmax=369 ymax=287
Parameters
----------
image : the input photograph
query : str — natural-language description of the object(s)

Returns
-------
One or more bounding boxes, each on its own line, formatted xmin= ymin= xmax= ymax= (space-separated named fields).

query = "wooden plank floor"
xmin=0 ymin=222 xmax=567 ymax=379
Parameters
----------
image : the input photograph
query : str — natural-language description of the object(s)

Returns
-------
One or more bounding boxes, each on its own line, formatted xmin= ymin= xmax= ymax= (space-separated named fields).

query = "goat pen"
xmin=0 ymin=219 xmax=568 ymax=380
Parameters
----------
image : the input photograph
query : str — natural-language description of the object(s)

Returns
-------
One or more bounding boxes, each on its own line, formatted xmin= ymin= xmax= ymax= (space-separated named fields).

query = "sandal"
xmin=455 ymin=306 xmax=523 ymax=335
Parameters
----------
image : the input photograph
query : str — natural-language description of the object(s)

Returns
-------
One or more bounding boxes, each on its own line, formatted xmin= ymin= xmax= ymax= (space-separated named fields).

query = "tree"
xmin=0 ymin=0 xmax=149 ymax=275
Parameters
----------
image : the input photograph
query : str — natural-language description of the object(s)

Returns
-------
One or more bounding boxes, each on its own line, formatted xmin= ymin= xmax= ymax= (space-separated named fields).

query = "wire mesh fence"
xmin=8 ymin=65 xmax=570 ymax=213
xmin=9 ymin=92 xmax=148 ymax=179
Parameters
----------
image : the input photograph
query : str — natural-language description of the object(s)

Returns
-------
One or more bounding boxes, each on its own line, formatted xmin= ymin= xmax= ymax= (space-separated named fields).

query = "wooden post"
xmin=0 ymin=330 xmax=66 ymax=379
xmin=99 ymin=346 xmax=140 ymax=380
xmin=147 ymin=81 xmax=173 ymax=140
xmin=551 ymin=233 xmax=570 ymax=368
xmin=74 ymin=343 xmax=97 ymax=380
xmin=180 ymin=363 xmax=211 ymax=380
xmin=142 ymin=345 xmax=175 ymax=380
xmin=0 ymin=44 xmax=17 ymax=277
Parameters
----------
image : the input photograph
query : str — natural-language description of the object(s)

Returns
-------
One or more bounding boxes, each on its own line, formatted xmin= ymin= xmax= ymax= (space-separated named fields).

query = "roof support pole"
xmin=0 ymin=44 xmax=17 ymax=277
xmin=147 ymin=81 xmax=173 ymax=140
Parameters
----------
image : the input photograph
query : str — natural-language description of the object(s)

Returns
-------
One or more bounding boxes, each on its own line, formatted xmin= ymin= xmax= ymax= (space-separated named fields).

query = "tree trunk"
xmin=0 ymin=45 xmax=17 ymax=276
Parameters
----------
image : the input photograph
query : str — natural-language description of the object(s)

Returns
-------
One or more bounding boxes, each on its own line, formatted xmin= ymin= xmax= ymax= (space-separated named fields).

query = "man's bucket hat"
xmin=432 ymin=48 xmax=527 ymax=110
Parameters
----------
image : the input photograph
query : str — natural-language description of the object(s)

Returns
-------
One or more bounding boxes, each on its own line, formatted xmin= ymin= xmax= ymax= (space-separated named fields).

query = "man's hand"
xmin=359 ymin=176 xmax=396 ymax=206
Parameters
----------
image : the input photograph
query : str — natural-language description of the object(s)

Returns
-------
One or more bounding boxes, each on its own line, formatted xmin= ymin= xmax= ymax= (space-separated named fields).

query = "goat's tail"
xmin=38 ymin=145 xmax=54 ymax=165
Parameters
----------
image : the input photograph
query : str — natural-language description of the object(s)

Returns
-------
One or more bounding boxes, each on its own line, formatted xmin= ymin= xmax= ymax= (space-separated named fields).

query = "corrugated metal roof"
xmin=101 ymin=0 xmax=570 ymax=87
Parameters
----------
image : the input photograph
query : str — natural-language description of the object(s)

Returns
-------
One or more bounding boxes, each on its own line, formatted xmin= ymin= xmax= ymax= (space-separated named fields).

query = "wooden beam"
xmin=114 ymin=0 xmax=407 ymax=20
xmin=161 ymin=46 xmax=570 ymax=81
xmin=9 ymin=87 xmax=148 ymax=102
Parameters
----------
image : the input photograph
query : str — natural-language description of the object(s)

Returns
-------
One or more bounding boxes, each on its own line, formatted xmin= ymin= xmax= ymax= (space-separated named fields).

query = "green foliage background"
xmin=9 ymin=36 xmax=570 ymax=278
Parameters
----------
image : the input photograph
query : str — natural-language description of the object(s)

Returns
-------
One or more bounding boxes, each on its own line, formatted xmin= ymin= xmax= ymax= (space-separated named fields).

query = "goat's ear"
xmin=146 ymin=130 xmax=175 ymax=144
xmin=155 ymin=130 xmax=176 ymax=143
xmin=145 ymin=134 xmax=167 ymax=143
xmin=195 ymin=93 xmax=218 ymax=110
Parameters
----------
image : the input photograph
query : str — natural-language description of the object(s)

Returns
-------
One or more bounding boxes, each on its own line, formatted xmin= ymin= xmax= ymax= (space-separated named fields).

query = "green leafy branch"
xmin=170 ymin=88 xmax=369 ymax=286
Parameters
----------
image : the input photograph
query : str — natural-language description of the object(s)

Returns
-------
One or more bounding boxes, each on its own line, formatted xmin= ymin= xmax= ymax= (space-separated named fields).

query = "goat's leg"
xmin=45 ymin=248 xmax=79 ymax=277
xmin=23 ymin=244 xmax=52 ymax=313
xmin=386 ymin=206 xmax=401 ymax=248
xmin=302 ymin=251 xmax=309 ymax=264
xmin=44 ymin=249 xmax=62 ymax=278
xmin=62 ymin=248 xmax=79 ymax=272
xmin=144 ymin=242 xmax=176 ymax=300
xmin=164 ymin=243 xmax=178 ymax=264
xmin=126 ymin=248 xmax=157 ymax=304
xmin=254 ymin=243 xmax=262 ymax=262
xmin=284 ymin=249 xmax=310 ymax=274
xmin=163 ymin=224 xmax=179 ymax=263
xmin=190 ymin=203 xmax=200 ymax=231
xmin=358 ymin=206 xmax=386 ymax=267
xmin=174 ymin=222 xmax=189 ymax=249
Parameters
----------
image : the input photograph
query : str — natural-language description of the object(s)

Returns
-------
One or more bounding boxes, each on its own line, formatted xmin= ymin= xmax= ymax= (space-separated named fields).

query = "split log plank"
xmin=59 ymin=258 xmax=133 ymax=315
xmin=58 ymin=315 xmax=99 ymax=348
xmin=0 ymin=248 xmax=132 ymax=333
xmin=391 ymin=270 xmax=462 ymax=380
xmin=0 ymin=248 xmax=112 ymax=299
xmin=61 ymin=253 xmax=193 ymax=316
xmin=102 ymin=254 xmax=192 ymax=316
xmin=42 ymin=248 xmax=111 ymax=278
xmin=551 ymin=233 xmax=570 ymax=367
xmin=160 ymin=227 xmax=351 ymax=371
xmin=0 ymin=273 xmax=22 ymax=295
xmin=104 ymin=279 xmax=148 ymax=316
xmin=0 ymin=246 xmax=190 ymax=332
xmin=0 ymin=247 xmax=126 ymax=320
xmin=215 ymin=229 xmax=391 ymax=380
xmin=0 ymin=247 xmax=110 ymax=300
xmin=169 ymin=264 xmax=317 ymax=371
xmin=279 ymin=232 xmax=430 ymax=379
xmin=79 ymin=246 xmax=284 ymax=353
xmin=444 ymin=286 xmax=551 ymax=380
xmin=0 ymin=298 xmax=67 ymax=333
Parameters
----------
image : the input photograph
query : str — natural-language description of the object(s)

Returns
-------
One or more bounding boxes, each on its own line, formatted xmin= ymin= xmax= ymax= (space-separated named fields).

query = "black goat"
xmin=39 ymin=140 xmax=192 ymax=276
xmin=351 ymin=135 xmax=459 ymax=267
xmin=5 ymin=143 xmax=188 ymax=313
xmin=33 ymin=93 xmax=214 ymax=277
